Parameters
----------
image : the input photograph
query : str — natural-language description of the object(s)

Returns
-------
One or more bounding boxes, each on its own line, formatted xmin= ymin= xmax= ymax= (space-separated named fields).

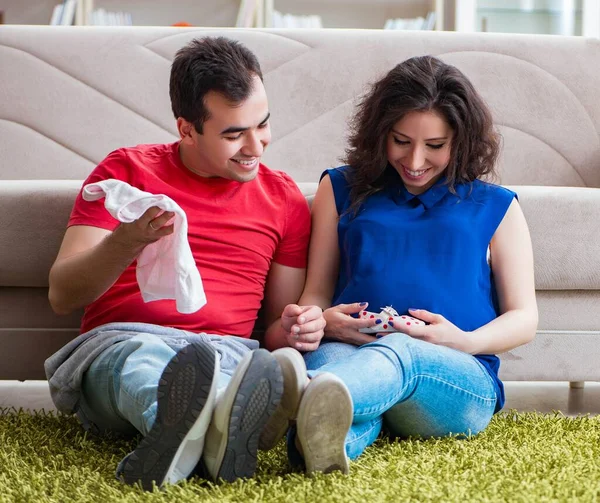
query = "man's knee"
xmin=117 ymin=334 xmax=178 ymax=375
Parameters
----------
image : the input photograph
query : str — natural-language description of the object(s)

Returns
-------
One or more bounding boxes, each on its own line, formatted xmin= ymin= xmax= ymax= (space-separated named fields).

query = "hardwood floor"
xmin=2 ymin=381 xmax=600 ymax=415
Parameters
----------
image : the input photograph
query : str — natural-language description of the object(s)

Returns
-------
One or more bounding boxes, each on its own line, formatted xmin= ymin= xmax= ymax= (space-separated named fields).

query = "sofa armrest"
xmin=509 ymin=185 xmax=600 ymax=290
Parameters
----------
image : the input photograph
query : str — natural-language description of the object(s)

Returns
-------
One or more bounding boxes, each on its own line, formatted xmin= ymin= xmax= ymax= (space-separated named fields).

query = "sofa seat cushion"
xmin=512 ymin=185 xmax=600 ymax=290
xmin=0 ymin=180 xmax=81 ymax=287
xmin=1 ymin=182 xmax=598 ymax=291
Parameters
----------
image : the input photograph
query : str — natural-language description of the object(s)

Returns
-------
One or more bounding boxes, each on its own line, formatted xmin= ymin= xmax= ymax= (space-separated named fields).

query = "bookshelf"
xmin=239 ymin=0 xmax=445 ymax=30
xmin=4 ymin=0 xmax=444 ymax=29
xmin=57 ymin=0 xmax=443 ymax=30
xmin=49 ymin=0 xmax=132 ymax=26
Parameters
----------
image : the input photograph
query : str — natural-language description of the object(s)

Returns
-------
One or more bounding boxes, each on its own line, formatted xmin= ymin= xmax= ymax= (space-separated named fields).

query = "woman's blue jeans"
xmin=303 ymin=334 xmax=498 ymax=460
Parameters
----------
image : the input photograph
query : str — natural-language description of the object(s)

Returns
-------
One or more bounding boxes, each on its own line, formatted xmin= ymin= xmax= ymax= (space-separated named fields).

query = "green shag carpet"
xmin=2 ymin=409 xmax=600 ymax=503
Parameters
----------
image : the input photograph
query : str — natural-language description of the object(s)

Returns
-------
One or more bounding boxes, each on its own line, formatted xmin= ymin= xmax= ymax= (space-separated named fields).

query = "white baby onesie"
xmin=82 ymin=179 xmax=206 ymax=314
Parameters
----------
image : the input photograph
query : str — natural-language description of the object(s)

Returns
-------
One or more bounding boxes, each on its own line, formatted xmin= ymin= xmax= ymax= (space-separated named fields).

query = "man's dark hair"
xmin=169 ymin=37 xmax=263 ymax=133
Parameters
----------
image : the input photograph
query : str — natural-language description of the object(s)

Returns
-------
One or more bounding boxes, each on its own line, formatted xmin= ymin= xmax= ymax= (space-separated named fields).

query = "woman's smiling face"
xmin=386 ymin=110 xmax=453 ymax=195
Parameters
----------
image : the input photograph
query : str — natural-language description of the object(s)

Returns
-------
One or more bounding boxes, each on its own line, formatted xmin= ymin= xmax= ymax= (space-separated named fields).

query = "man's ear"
xmin=176 ymin=118 xmax=194 ymax=142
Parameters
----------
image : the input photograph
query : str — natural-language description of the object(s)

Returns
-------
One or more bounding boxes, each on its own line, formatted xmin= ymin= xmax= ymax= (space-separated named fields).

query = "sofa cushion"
xmin=2 ymin=27 xmax=600 ymax=188
xmin=511 ymin=185 xmax=600 ymax=290
xmin=0 ymin=287 xmax=82 ymax=329
xmin=1 ymin=181 xmax=599 ymax=291
xmin=301 ymin=183 xmax=600 ymax=291
xmin=0 ymin=180 xmax=80 ymax=287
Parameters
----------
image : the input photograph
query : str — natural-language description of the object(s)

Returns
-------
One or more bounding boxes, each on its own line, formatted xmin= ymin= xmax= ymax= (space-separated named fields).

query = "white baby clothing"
xmin=82 ymin=179 xmax=206 ymax=314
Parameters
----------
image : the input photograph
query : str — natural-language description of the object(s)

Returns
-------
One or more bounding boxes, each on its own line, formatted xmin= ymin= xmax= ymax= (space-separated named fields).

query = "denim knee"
xmin=81 ymin=334 xmax=177 ymax=436
xmin=303 ymin=340 xmax=358 ymax=371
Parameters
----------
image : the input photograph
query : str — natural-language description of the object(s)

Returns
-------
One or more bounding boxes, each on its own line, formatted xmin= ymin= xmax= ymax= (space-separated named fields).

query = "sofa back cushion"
xmin=1 ymin=26 xmax=600 ymax=187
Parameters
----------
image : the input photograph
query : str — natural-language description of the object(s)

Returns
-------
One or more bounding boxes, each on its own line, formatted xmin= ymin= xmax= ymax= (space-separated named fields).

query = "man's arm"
xmin=262 ymin=263 xmax=323 ymax=351
xmin=48 ymin=207 xmax=174 ymax=315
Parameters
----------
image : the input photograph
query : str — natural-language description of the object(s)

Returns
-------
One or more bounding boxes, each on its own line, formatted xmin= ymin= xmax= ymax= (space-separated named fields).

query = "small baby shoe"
xmin=358 ymin=306 xmax=424 ymax=335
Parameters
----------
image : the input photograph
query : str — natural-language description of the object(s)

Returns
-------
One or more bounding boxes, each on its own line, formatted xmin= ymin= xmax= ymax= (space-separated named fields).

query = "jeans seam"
xmin=353 ymin=391 xmax=404 ymax=420
xmin=353 ymin=373 xmax=496 ymax=421
xmin=407 ymin=374 xmax=497 ymax=403
xmin=120 ymin=380 xmax=156 ymax=416
xmin=93 ymin=356 xmax=129 ymax=423
xmin=348 ymin=422 xmax=381 ymax=445
xmin=473 ymin=357 xmax=500 ymax=396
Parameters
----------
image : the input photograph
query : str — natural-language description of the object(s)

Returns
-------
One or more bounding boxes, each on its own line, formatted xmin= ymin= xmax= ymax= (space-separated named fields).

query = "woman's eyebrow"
xmin=391 ymin=130 xmax=448 ymax=141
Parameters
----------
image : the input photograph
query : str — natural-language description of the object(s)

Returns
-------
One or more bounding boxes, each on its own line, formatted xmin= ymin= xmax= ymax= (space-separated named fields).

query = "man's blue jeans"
xmin=79 ymin=334 xmax=235 ymax=436
xmin=303 ymin=334 xmax=498 ymax=460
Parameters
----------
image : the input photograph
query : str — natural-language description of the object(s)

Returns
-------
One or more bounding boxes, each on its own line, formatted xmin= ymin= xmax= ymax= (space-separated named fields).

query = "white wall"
xmin=1 ymin=0 xmax=57 ymax=24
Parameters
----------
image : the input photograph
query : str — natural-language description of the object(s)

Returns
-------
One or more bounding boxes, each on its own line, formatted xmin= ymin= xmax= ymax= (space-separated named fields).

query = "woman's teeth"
xmin=406 ymin=168 xmax=427 ymax=176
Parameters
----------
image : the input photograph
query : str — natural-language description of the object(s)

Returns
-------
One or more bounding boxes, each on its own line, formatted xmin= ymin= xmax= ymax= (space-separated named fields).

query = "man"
xmin=45 ymin=36 xmax=326 ymax=491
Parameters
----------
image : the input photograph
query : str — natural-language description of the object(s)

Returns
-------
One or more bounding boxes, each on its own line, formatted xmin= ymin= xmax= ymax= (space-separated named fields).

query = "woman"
xmin=280 ymin=55 xmax=538 ymax=474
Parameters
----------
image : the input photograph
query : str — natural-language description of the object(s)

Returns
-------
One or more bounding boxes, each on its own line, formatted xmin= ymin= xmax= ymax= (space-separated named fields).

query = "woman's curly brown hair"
xmin=343 ymin=55 xmax=500 ymax=215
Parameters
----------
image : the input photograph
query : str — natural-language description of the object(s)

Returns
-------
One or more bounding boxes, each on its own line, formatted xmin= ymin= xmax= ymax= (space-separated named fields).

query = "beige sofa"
xmin=1 ymin=26 xmax=599 ymax=384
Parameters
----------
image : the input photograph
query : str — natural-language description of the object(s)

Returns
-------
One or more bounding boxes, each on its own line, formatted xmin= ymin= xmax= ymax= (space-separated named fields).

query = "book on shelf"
xmin=49 ymin=0 xmax=132 ymax=26
xmin=423 ymin=11 xmax=437 ymax=30
xmin=271 ymin=11 xmax=322 ymax=28
xmin=49 ymin=3 xmax=64 ymax=25
xmin=255 ymin=0 xmax=264 ymax=28
xmin=49 ymin=0 xmax=76 ymax=26
xmin=89 ymin=8 xmax=133 ymax=26
xmin=61 ymin=0 xmax=77 ymax=25
xmin=264 ymin=0 xmax=274 ymax=28
xmin=384 ymin=11 xmax=436 ymax=31
xmin=237 ymin=0 xmax=321 ymax=29
xmin=236 ymin=0 xmax=257 ymax=27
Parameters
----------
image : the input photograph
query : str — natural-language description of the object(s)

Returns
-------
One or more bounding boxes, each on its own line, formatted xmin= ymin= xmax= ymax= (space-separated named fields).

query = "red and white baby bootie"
xmin=359 ymin=306 xmax=424 ymax=336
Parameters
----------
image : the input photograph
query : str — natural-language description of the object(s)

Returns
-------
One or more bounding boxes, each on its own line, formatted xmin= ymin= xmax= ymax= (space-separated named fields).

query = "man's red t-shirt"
xmin=68 ymin=142 xmax=311 ymax=338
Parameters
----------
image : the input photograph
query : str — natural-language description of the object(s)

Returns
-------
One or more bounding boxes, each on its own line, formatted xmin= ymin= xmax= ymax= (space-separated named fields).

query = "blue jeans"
xmin=79 ymin=334 xmax=234 ymax=436
xmin=303 ymin=334 xmax=497 ymax=460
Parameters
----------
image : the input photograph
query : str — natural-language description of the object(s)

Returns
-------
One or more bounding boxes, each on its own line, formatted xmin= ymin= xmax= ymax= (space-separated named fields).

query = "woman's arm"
xmin=297 ymin=175 xmax=340 ymax=309
xmin=468 ymin=198 xmax=538 ymax=354
xmin=404 ymin=199 xmax=538 ymax=354
xmin=298 ymin=175 xmax=377 ymax=346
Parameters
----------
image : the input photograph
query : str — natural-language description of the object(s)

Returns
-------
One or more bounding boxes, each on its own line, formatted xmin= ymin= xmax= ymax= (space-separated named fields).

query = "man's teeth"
xmin=233 ymin=159 xmax=256 ymax=165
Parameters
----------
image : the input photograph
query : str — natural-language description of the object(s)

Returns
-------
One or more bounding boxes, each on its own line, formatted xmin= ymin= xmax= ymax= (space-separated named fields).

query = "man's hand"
xmin=111 ymin=206 xmax=175 ymax=251
xmin=48 ymin=206 xmax=176 ymax=315
xmin=281 ymin=304 xmax=326 ymax=352
xmin=400 ymin=309 xmax=474 ymax=353
xmin=323 ymin=302 xmax=378 ymax=346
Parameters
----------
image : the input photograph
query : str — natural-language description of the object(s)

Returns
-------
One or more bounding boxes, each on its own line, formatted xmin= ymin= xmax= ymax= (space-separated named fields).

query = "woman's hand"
xmin=323 ymin=302 xmax=378 ymax=346
xmin=401 ymin=308 xmax=475 ymax=353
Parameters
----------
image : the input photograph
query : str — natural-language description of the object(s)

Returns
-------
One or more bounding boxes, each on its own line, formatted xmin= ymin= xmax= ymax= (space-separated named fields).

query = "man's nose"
xmin=242 ymin=131 xmax=264 ymax=157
